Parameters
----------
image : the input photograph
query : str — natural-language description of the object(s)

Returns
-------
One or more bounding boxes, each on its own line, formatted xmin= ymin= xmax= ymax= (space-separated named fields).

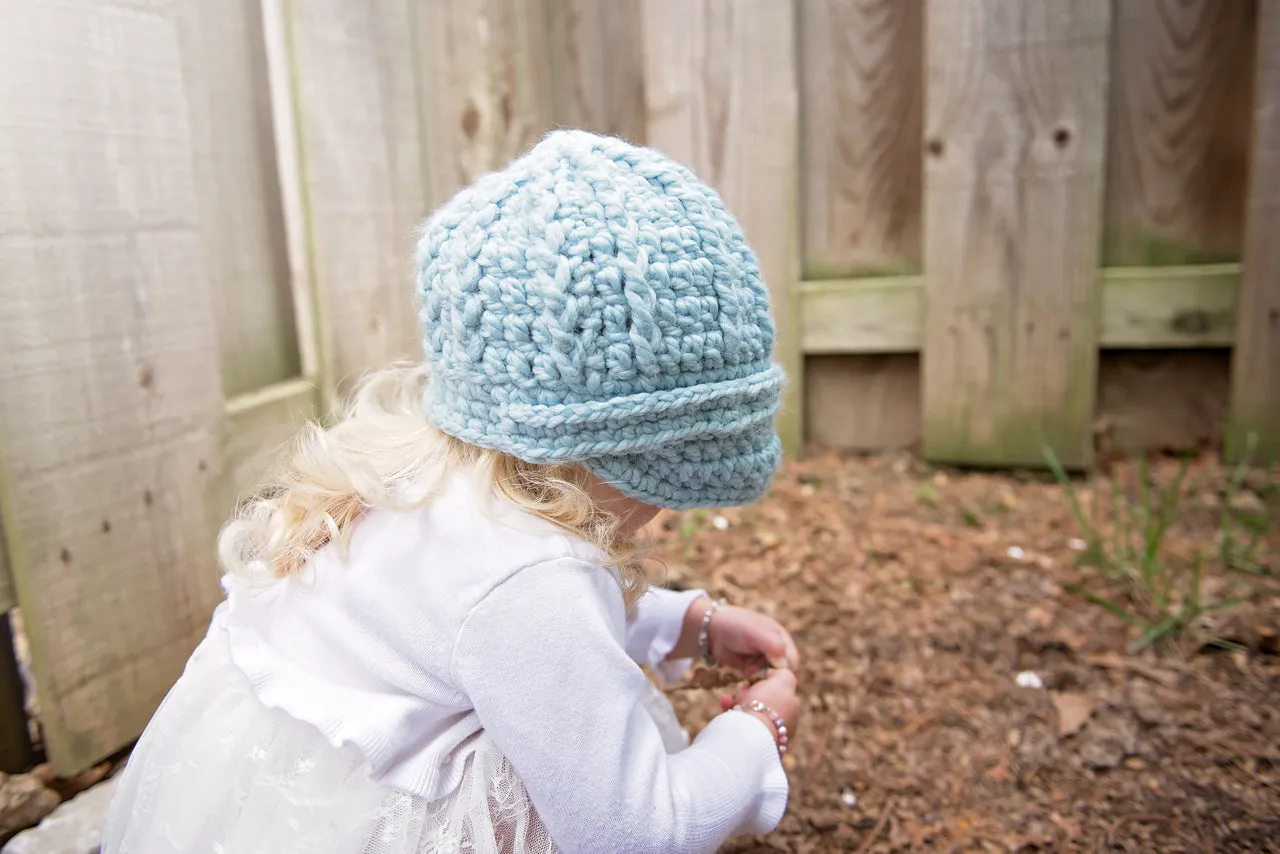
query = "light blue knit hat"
xmin=415 ymin=130 xmax=784 ymax=509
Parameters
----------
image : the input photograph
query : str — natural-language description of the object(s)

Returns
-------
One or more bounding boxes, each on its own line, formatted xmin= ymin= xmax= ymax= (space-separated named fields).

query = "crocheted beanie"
xmin=414 ymin=130 xmax=784 ymax=510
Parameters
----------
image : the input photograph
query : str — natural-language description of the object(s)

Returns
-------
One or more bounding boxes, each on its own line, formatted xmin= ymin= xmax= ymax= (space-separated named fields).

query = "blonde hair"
xmin=217 ymin=363 xmax=648 ymax=605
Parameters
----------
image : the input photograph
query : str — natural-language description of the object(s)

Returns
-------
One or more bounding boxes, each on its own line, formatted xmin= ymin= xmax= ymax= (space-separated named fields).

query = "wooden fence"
xmin=0 ymin=0 xmax=1276 ymax=776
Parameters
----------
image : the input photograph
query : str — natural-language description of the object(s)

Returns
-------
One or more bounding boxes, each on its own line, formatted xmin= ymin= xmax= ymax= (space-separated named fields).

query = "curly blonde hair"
xmin=217 ymin=363 xmax=649 ymax=605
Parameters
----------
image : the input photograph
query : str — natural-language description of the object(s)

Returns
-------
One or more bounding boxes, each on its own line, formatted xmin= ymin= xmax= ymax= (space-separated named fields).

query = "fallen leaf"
xmin=1050 ymin=691 xmax=1097 ymax=737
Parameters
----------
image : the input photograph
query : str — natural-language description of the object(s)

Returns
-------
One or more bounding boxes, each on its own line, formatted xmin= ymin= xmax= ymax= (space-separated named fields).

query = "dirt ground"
xmin=648 ymin=450 xmax=1280 ymax=853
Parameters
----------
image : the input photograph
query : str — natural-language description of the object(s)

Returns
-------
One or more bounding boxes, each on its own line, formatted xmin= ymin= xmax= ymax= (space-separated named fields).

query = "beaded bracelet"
xmin=697 ymin=598 xmax=724 ymax=665
xmin=735 ymin=699 xmax=789 ymax=754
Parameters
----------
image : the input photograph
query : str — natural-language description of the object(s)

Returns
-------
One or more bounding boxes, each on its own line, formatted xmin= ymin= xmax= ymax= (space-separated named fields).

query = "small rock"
xmin=1015 ymin=670 xmax=1044 ymax=689
xmin=1067 ymin=538 xmax=1088 ymax=552
xmin=1007 ymin=546 xmax=1027 ymax=561
xmin=2 ymin=774 xmax=120 ymax=854
xmin=840 ymin=790 xmax=857 ymax=808
xmin=1127 ymin=680 xmax=1166 ymax=726
xmin=711 ymin=515 xmax=729 ymax=531
xmin=1076 ymin=712 xmax=1140 ymax=770
xmin=0 ymin=773 xmax=60 ymax=841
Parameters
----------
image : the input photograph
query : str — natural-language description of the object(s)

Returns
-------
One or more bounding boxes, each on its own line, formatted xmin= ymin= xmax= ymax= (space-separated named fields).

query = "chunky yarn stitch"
xmin=415 ymin=130 xmax=784 ymax=509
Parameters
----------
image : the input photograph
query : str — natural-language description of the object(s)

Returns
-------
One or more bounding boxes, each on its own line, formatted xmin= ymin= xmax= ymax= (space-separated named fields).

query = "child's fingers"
xmin=761 ymin=626 xmax=799 ymax=671
xmin=719 ymin=694 xmax=734 ymax=712
xmin=778 ymin=632 xmax=801 ymax=671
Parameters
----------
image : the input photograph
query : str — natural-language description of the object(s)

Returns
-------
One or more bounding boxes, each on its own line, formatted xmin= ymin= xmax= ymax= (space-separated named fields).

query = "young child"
xmin=101 ymin=129 xmax=802 ymax=854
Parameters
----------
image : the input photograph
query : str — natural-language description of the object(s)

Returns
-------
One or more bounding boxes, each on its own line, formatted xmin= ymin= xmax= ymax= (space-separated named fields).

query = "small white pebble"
xmin=840 ymin=790 xmax=858 ymax=808
xmin=1068 ymin=537 xmax=1088 ymax=552
xmin=1037 ymin=555 xmax=1054 ymax=569
xmin=1006 ymin=546 xmax=1027 ymax=561
xmin=712 ymin=515 xmax=730 ymax=531
xmin=1015 ymin=670 xmax=1044 ymax=690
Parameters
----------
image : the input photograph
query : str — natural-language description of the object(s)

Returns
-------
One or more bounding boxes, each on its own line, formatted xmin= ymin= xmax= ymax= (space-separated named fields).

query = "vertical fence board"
xmin=1104 ymin=0 xmax=1257 ymax=266
xmin=548 ymin=0 xmax=645 ymax=143
xmin=921 ymin=0 xmax=1111 ymax=468
xmin=287 ymin=0 xmax=427 ymax=396
xmin=800 ymin=0 xmax=924 ymax=279
xmin=416 ymin=0 xmax=556 ymax=211
xmin=177 ymin=0 xmax=299 ymax=397
xmin=642 ymin=0 xmax=803 ymax=453
xmin=0 ymin=0 xmax=226 ymax=772
xmin=806 ymin=355 xmax=921 ymax=451
xmin=1228 ymin=0 xmax=1280 ymax=463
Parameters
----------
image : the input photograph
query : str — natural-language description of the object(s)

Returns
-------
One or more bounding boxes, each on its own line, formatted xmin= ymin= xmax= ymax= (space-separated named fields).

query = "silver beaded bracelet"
xmin=736 ymin=699 xmax=789 ymax=754
xmin=697 ymin=598 xmax=724 ymax=665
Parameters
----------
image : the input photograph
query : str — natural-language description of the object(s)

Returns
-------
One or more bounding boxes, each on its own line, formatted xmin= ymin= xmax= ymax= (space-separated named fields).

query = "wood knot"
xmin=926 ymin=137 xmax=945 ymax=157
xmin=461 ymin=101 xmax=480 ymax=139
xmin=1052 ymin=127 xmax=1071 ymax=148
xmin=1171 ymin=310 xmax=1212 ymax=335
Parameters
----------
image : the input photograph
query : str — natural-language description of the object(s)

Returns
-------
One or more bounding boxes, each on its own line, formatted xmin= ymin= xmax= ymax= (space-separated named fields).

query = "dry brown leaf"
xmin=1050 ymin=692 xmax=1097 ymax=737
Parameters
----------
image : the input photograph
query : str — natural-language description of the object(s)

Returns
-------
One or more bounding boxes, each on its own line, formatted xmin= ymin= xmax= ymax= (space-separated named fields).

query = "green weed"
xmin=1042 ymin=433 xmax=1275 ymax=653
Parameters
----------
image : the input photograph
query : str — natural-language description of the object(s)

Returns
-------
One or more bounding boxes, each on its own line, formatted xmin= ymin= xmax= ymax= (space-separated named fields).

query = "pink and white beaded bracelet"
xmin=735 ymin=699 xmax=789 ymax=755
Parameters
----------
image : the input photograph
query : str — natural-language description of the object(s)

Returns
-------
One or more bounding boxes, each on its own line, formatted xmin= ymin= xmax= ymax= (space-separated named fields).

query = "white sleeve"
xmin=623 ymin=585 xmax=707 ymax=684
xmin=451 ymin=557 xmax=788 ymax=854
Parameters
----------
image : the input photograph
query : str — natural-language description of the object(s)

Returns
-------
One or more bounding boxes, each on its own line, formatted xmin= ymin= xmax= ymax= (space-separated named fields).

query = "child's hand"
xmin=708 ymin=604 xmax=800 ymax=675
xmin=730 ymin=668 xmax=801 ymax=751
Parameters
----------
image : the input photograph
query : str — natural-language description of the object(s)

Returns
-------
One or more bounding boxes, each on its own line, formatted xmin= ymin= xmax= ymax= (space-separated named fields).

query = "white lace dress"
xmin=100 ymin=622 xmax=689 ymax=854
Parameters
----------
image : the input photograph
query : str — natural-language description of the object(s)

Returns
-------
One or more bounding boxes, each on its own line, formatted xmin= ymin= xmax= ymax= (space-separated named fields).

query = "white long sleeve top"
xmin=216 ymin=465 xmax=788 ymax=854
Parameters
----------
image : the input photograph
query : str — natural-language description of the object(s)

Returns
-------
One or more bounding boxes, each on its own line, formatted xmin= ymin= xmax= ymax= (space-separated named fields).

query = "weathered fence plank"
xmin=1104 ymin=0 xmax=1256 ymax=266
xmin=921 ymin=0 xmax=1112 ymax=468
xmin=0 ymin=0 xmax=227 ymax=772
xmin=800 ymin=0 xmax=923 ymax=279
xmin=416 ymin=0 xmax=556 ymax=210
xmin=286 ymin=0 xmax=427 ymax=396
xmin=548 ymin=0 xmax=645 ymax=143
xmin=801 ymin=267 xmax=1240 ymax=354
xmin=1228 ymin=0 xmax=1280 ymax=464
xmin=178 ymin=0 xmax=299 ymax=397
xmin=807 ymin=355 xmax=921 ymax=452
xmin=642 ymin=0 xmax=803 ymax=453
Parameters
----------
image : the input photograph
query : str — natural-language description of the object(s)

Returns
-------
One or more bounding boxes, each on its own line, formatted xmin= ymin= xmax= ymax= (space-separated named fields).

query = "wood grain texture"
xmin=548 ymin=0 xmax=645 ymax=142
xmin=801 ymin=0 xmax=924 ymax=278
xmin=921 ymin=0 xmax=1111 ymax=469
xmin=806 ymin=355 xmax=921 ymax=451
xmin=801 ymin=279 xmax=923 ymax=354
xmin=1099 ymin=351 xmax=1230 ymax=454
xmin=800 ymin=267 xmax=1240 ymax=355
xmin=0 ymin=0 xmax=226 ymax=772
xmin=177 ymin=0 xmax=299 ymax=396
xmin=642 ymin=0 xmax=803 ymax=453
xmin=806 ymin=352 xmax=1232 ymax=457
xmin=416 ymin=0 xmax=557 ymax=210
xmin=1228 ymin=0 xmax=1280 ymax=463
xmin=1101 ymin=265 xmax=1238 ymax=348
xmin=1105 ymin=0 xmax=1257 ymax=266
xmin=288 ymin=0 xmax=427 ymax=394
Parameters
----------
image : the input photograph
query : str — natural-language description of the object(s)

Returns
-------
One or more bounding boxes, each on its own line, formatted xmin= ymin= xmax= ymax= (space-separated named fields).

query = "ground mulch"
xmin=649 ymin=450 xmax=1280 ymax=853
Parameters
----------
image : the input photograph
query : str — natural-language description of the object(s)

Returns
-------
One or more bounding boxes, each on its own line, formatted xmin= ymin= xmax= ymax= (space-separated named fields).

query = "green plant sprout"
xmin=1042 ymin=432 xmax=1276 ymax=654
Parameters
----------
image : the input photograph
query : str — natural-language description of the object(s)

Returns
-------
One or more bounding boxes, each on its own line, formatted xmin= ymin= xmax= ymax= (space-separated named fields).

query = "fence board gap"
xmin=1227 ymin=0 xmax=1280 ymax=464
xmin=921 ymin=0 xmax=1112 ymax=469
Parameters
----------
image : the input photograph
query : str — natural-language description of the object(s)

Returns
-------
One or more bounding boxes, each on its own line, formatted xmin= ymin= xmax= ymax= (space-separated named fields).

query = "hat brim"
xmin=583 ymin=421 xmax=782 ymax=510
